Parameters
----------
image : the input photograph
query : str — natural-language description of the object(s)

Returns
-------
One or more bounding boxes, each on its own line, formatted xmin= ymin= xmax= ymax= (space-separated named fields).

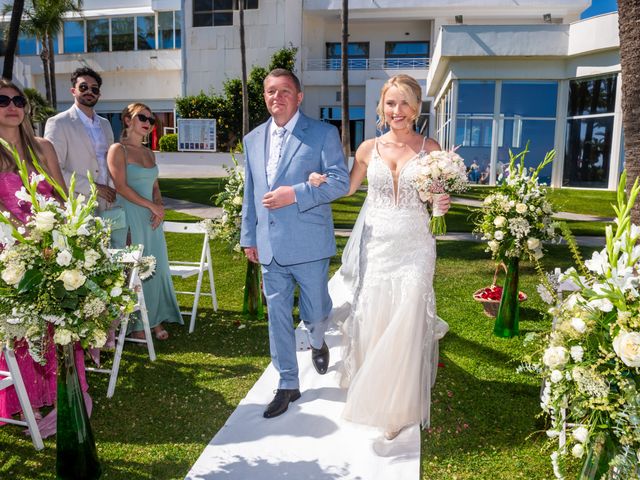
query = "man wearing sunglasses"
xmin=45 ymin=67 xmax=126 ymax=247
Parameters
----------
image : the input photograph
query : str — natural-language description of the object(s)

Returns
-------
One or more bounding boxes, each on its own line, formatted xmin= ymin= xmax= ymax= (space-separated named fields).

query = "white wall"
xmin=183 ymin=0 xmax=303 ymax=95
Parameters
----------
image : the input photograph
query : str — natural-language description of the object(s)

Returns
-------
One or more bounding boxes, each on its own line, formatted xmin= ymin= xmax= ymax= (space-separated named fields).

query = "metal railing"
xmin=304 ymin=57 xmax=430 ymax=71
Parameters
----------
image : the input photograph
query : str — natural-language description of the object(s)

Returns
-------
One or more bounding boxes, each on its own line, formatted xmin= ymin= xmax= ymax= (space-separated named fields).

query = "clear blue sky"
xmin=581 ymin=0 xmax=618 ymax=18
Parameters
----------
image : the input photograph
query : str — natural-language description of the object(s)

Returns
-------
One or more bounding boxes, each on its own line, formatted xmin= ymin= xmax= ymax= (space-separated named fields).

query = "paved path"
xmin=163 ymin=196 xmax=606 ymax=246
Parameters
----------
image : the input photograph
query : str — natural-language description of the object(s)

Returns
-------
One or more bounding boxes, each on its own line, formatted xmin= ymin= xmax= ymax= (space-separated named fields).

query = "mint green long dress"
xmin=121 ymin=163 xmax=183 ymax=331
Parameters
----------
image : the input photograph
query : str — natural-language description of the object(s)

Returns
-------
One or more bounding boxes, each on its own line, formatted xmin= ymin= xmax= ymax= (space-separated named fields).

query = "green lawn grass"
xmin=159 ymin=178 xmax=226 ymax=206
xmin=0 ymin=227 xmax=592 ymax=479
xmin=0 ymin=178 xmax=609 ymax=478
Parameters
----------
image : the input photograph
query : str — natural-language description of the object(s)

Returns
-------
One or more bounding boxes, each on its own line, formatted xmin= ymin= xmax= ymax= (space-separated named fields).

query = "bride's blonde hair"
xmin=375 ymin=74 xmax=422 ymax=131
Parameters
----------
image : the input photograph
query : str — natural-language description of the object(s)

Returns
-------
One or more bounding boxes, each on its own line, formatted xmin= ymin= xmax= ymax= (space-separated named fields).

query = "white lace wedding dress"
xmin=330 ymin=139 xmax=449 ymax=433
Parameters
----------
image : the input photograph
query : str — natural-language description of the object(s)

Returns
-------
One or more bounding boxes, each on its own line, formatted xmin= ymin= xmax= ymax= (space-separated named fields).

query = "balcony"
xmin=304 ymin=57 xmax=430 ymax=71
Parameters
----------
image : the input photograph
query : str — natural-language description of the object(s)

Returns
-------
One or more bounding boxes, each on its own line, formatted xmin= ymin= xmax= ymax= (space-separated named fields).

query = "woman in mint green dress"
xmin=107 ymin=102 xmax=182 ymax=340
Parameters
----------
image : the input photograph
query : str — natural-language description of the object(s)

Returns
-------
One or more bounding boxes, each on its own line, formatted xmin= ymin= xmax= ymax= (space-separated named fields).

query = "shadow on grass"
xmin=187 ymin=457 xmax=353 ymax=480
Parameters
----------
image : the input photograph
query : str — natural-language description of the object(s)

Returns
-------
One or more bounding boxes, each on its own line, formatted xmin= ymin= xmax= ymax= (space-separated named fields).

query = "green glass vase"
xmin=493 ymin=256 xmax=520 ymax=338
xmin=56 ymin=344 xmax=102 ymax=480
xmin=578 ymin=431 xmax=617 ymax=480
xmin=242 ymin=260 xmax=265 ymax=320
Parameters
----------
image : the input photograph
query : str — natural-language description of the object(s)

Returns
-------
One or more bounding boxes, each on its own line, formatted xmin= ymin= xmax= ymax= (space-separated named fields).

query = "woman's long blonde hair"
xmin=120 ymin=102 xmax=153 ymax=142
xmin=375 ymin=74 xmax=423 ymax=131
xmin=0 ymin=79 xmax=43 ymax=172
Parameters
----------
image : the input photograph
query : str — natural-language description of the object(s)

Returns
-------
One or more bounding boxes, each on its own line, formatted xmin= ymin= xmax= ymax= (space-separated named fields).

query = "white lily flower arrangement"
xmin=0 ymin=142 xmax=134 ymax=363
xmin=524 ymin=172 xmax=640 ymax=478
xmin=474 ymin=145 xmax=560 ymax=262
xmin=206 ymin=152 xmax=244 ymax=253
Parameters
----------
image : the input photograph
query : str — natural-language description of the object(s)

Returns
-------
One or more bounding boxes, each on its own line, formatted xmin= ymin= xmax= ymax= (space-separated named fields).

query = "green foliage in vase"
xmin=524 ymin=172 xmax=640 ymax=479
xmin=473 ymin=145 xmax=560 ymax=262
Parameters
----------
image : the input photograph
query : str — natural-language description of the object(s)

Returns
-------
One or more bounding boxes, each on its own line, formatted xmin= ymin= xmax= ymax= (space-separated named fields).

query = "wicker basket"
xmin=473 ymin=287 xmax=527 ymax=318
xmin=473 ymin=264 xmax=527 ymax=318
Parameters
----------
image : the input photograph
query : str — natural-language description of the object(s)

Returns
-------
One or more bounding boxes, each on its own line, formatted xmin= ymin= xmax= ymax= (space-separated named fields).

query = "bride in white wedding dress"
xmin=310 ymin=74 xmax=450 ymax=440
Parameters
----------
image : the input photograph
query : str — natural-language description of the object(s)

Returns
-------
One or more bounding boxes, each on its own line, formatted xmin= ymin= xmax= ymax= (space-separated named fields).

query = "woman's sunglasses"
xmin=136 ymin=114 xmax=156 ymax=126
xmin=0 ymin=95 xmax=27 ymax=108
xmin=78 ymin=83 xmax=101 ymax=95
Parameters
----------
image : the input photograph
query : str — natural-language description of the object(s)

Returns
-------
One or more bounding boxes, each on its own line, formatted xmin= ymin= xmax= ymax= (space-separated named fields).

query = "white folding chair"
xmin=548 ymin=269 xmax=581 ymax=447
xmin=87 ymin=245 xmax=156 ymax=398
xmin=163 ymin=221 xmax=218 ymax=333
xmin=0 ymin=345 xmax=44 ymax=450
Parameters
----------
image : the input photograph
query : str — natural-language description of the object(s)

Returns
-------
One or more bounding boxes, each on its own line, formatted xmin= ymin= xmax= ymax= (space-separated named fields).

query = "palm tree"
xmin=239 ymin=0 xmax=249 ymax=138
xmin=619 ymin=1 xmax=640 ymax=223
xmin=340 ymin=0 xmax=350 ymax=160
xmin=2 ymin=0 xmax=25 ymax=80
xmin=13 ymin=0 xmax=83 ymax=109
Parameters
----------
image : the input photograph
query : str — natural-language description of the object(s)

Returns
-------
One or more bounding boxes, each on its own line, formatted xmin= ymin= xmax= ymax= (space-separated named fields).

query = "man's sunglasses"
xmin=78 ymin=83 xmax=101 ymax=95
xmin=136 ymin=114 xmax=156 ymax=126
xmin=0 ymin=95 xmax=27 ymax=108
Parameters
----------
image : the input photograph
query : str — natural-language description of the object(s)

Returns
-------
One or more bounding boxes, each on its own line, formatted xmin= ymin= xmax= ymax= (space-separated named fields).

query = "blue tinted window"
xmin=385 ymin=41 xmax=429 ymax=58
xmin=37 ymin=36 xmax=59 ymax=54
xmin=112 ymin=17 xmax=134 ymax=51
xmin=501 ymin=81 xmax=557 ymax=117
xmin=175 ymin=11 xmax=182 ymax=48
xmin=568 ymin=75 xmax=616 ymax=116
xmin=158 ymin=11 xmax=174 ymax=49
xmin=458 ymin=81 xmax=495 ymax=114
xmin=497 ymin=119 xmax=556 ymax=184
xmin=17 ymin=33 xmax=37 ymax=56
xmin=87 ymin=19 xmax=109 ymax=52
xmin=137 ymin=16 xmax=156 ymax=50
xmin=64 ymin=20 xmax=84 ymax=53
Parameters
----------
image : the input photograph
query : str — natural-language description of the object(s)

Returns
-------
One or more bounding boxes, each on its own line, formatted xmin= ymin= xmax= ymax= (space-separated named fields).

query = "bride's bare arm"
xmin=347 ymin=139 xmax=373 ymax=196
xmin=307 ymin=139 xmax=373 ymax=195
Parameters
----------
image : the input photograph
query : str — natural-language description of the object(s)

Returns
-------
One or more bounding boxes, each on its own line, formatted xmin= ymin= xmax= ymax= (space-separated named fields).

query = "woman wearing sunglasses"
xmin=107 ymin=103 xmax=182 ymax=341
xmin=0 ymin=79 xmax=90 ymax=435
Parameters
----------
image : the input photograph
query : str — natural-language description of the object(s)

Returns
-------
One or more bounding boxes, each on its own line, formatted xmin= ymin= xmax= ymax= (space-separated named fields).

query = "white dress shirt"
xmin=266 ymin=110 xmax=300 ymax=186
xmin=74 ymin=104 xmax=109 ymax=185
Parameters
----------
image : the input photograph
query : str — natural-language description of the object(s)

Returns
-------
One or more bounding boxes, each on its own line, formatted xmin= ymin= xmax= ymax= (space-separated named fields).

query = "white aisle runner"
xmin=185 ymin=326 xmax=420 ymax=480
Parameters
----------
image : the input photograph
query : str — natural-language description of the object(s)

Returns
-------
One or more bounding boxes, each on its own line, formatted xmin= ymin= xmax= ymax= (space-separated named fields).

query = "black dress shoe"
xmin=263 ymin=389 xmax=301 ymax=418
xmin=311 ymin=341 xmax=330 ymax=375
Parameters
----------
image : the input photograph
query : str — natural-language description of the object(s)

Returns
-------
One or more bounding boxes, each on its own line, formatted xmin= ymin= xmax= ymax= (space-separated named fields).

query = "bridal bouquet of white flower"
xmin=0 ymin=144 xmax=135 ymax=363
xmin=474 ymin=148 xmax=559 ymax=262
xmin=523 ymin=173 xmax=640 ymax=479
xmin=413 ymin=149 xmax=468 ymax=235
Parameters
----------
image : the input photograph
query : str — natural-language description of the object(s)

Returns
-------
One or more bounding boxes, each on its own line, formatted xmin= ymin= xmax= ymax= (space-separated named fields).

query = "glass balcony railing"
xmin=304 ymin=57 xmax=430 ymax=71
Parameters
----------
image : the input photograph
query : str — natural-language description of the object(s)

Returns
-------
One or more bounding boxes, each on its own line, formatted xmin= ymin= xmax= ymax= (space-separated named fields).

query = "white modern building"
xmin=0 ymin=0 xmax=183 ymax=148
xmin=0 ymin=0 xmax=625 ymax=189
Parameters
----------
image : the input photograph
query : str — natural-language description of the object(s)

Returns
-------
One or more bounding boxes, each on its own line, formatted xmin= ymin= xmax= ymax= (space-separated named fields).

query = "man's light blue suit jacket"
xmin=240 ymin=112 xmax=350 ymax=266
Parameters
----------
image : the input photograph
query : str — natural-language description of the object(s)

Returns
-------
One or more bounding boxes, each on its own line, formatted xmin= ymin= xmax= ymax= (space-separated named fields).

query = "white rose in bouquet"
xmin=56 ymin=249 xmax=73 ymax=267
xmin=59 ymin=269 xmax=87 ymax=291
xmin=34 ymin=211 xmax=56 ymax=232
xmin=527 ymin=238 xmax=541 ymax=251
xmin=494 ymin=216 xmax=507 ymax=228
xmin=494 ymin=230 xmax=504 ymax=241
xmin=572 ymin=426 xmax=589 ymax=444
xmin=92 ymin=329 xmax=107 ymax=348
xmin=2 ymin=262 xmax=26 ymax=286
xmin=84 ymin=249 xmax=101 ymax=269
xmin=570 ymin=317 xmax=587 ymax=334
xmin=570 ymin=345 xmax=584 ymax=362
xmin=571 ymin=443 xmax=584 ymax=458
xmin=515 ymin=203 xmax=528 ymax=214
xmin=53 ymin=328 xmax=75 ymax=345
xmin=543 ymin=346 xmax=569 ymax=369
xmin=613 ymin=330 xmax=640 ymax=367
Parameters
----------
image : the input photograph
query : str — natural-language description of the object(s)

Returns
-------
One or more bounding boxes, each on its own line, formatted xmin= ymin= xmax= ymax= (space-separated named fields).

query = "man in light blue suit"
xmin=241 ymin=69 xmax=350 ymax=418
